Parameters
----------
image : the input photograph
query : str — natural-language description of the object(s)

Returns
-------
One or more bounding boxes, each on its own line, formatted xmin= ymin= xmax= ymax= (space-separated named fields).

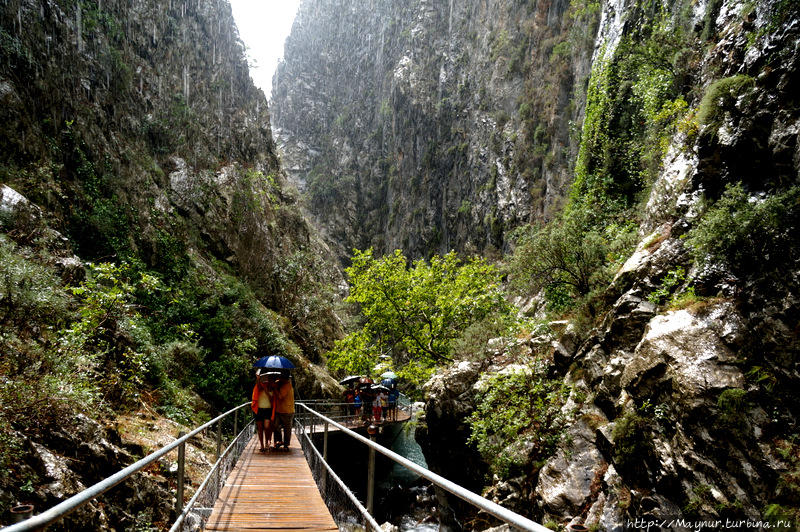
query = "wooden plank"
xmin=205 ymin=435 xmax=338 ymax=531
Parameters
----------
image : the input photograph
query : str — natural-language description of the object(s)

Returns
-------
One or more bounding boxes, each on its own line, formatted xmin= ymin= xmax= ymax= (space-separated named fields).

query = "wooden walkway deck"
xmin=205 ymin=435 xmax=338 ymax=531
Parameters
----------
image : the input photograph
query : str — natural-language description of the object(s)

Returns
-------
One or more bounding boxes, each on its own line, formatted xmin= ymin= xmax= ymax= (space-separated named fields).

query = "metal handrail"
xmin=295 ymin=403 xmax=552 ymax=532
xmin=3 ymin=402 xmax=251 ymax=532
xmin=168 ymin=418 xmax=255 ymax=532
xmin=294 ymin=416 xmax=382 ymax=531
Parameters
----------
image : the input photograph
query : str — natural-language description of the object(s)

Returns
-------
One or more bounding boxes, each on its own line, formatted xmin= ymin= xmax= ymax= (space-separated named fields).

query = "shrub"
xmin=468 ymin=363 xmax=570 ymax=476
xmin=717 ymin=388 xmax=749 ymax=433
xmin=60 ymin=262 xmax=163 ymax=408
xmin=696 ymin=75 xmax=755 ymax=130
xmin=686 ymin=183 xmax=800 ymax=275
xmin=647 ymin=266 xmax=686 ymax=305
xmin=197 ymin=350 xmax=253 ymax=408
xmin=667 ymin=286 xmax=705 ymax=312
xmin=612 ymin=412 xmax=654 ymax=483
xmin=508 ymin=208 xmax=636 ymax=314
xmin=0 ymin=236 xmax=69 ymax=327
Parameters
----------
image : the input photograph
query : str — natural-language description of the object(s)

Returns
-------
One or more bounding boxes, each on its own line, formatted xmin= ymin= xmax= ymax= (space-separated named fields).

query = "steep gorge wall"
xmin=0 ymin=1 xmax=341 ymax=526
xmin=416 ymin=0 xmax=800 ymax=529
xmin=1 ymin=0 xmax=342 ymax=358
xmin=272 ymin=0 xmax=598 ymax=259
xmin=2 ymin=0 xmax=278 ymax=274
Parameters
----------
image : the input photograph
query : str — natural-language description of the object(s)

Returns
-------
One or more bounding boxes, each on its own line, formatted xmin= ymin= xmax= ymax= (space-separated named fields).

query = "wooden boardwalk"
xmin=205 ymin=435 xmax=338 ymax=531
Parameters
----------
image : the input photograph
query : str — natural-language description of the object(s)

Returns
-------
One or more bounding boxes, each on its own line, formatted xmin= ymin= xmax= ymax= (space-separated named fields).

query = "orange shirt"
xmin=273 ymin=380 xmax=295 ymax=414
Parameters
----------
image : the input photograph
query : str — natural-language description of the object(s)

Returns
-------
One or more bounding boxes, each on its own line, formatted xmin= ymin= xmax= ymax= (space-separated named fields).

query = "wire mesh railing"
xmin=169 ymin=417 xmax=255 ymax=531
xmin=295 ymin=414 xmax=382 ymax=531
xmin=3 ymin=402 xmax=252 ymax=532
xmin=295 ymin=394 xmax=414 ymax=432
xmin=294 ymin=402 xmax=552 ymax=532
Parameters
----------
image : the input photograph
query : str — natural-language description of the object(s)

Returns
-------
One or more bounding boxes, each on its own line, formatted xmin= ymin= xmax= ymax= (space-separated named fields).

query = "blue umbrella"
xmin=253 ymin=355 xmax=295 ymax=369
xmin=380 ymin=379 xmax=396 ymax=387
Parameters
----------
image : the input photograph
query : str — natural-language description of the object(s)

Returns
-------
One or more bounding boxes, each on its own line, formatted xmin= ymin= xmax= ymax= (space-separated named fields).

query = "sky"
xmin=229 ymin=0 xmax=302 ymax=99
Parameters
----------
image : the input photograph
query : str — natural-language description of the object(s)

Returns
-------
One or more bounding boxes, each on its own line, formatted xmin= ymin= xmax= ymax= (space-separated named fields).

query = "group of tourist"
xmin=251 ymin=369 xmax=295 ymax=453
xmin=342 ymin=380 xmax=400 ymax=424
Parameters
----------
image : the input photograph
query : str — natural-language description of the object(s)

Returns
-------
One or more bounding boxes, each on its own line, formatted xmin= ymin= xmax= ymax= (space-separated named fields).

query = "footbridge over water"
xmin=2 ymin=400 xmax=550 ymax=532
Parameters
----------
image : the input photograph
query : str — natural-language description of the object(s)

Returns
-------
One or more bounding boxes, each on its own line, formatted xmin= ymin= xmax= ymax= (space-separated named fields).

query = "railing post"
xmin=176 ymin=431 xmax=186 ymax=516
xmin=367 ymin=424 xmax=378 ymax=515
xmin=216 ymin=418 xmax=223 ymax=460
xmin=233 ymin=408 xmax=238 ymax=440
xmin=321 ymin=421 xmax=329 ymax=493
xmin=215 ymin=417 xmax=223 ymax=494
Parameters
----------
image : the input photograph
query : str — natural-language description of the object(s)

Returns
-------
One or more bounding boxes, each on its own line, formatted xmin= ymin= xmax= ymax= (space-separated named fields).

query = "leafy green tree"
xmin=327 ymin=249 xmax=510 ymax=384
xmin=509 ymin=209 xmax=635 ymax=313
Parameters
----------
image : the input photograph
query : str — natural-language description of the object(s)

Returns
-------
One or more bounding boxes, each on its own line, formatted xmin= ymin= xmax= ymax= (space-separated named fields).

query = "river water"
xmin=378 ymin=414 xmax=439 ymax=531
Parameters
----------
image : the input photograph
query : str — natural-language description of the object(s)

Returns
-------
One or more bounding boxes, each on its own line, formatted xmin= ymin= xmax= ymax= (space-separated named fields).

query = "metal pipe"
xmin=296 ymin=403 xmax=550 ymax=532
xmin=4 ymin=402 xmax=251 ymax=532
xmin=366 ymin=424 xmax=377 ymax=515
xmin=321 ymin=421 xmax=329 ymax=494
xmin=215 ymin=417 xmax=223 ymax=492
xmin=216 ymin=418 xmax=223 ymax=460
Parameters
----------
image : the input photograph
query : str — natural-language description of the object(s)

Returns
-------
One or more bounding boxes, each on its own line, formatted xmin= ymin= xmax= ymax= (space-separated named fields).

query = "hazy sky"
xmin=229 ymin=0 xmax=302 ymax=99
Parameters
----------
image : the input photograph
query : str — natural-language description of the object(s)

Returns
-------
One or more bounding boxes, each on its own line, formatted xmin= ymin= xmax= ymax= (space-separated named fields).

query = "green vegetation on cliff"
xmin=468 ymin=363 xmax=570 ymax=477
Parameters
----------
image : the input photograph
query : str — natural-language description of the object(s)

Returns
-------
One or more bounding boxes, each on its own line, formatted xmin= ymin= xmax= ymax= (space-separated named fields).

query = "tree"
xmin=508 ymin=208 xmax=636 ymax=313
xmin=326 ymin=249 xmax=509 ymax=383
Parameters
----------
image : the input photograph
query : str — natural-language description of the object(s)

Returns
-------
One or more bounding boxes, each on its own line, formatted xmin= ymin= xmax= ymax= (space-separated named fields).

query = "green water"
xmin=387 ymin=419 xmax=428 ymax=483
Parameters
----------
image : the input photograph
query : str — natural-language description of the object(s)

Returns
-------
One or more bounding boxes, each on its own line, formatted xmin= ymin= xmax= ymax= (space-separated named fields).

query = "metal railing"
xmin=295 ymin=394 xmax=413 ymax=431
xmin=294 ymin=410 xmax=382 ymax=531
xmin=294 ymin=402 xmax=552 ymax=532
xmin=3 ymin=402 xmax=252 ymax=532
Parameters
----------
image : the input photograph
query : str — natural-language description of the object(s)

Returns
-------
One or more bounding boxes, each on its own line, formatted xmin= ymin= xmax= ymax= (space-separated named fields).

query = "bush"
xmin=197 ymin=350 xmax=253 ymax=408
xmin=508 ymin=208 xmax=636 ymax=314
xmin=0 ymin=236 xmax=69 ymax=327
xmin=717 ymin=388 xmax=749 ymax=433
xmin=647 ymin=266 xmax=686 ymax=306
xmin=612 ymin=412 xmax=654 ymax=484
xmin=686 ymin=183 xmax=800 ymax=275
xmin=696 ymin=75 xmax=755 ymax=130
xmin=468 ymin=363 xmax=570 ymax=476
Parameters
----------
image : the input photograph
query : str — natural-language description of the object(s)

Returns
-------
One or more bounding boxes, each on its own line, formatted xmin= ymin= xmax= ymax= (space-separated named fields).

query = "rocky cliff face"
xmin=0 ymin=0 xmax=341 ymax=526
xmin=415 ymin=0 xmax=800 ymax=529
xmin=1 ymin=0 xmax=344 ymax=364
xmin=272 ymin=0 xmax=598 ymax=259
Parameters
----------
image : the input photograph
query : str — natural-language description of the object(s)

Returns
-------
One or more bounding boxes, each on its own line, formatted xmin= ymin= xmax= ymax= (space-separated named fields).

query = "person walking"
xmin=343 ymin=384 xmax=356 ymax=417
xmin=353 ymin=388 xmax=363 ymax=420
xmin=388 ymin=384 xmax=400 ymax=421
xmin=272 ymin=372 xmax=295 ymax=450
xmin=251 ymin=370 xmax=275 ymax=453
xmin=360 ymin=385 xmax=375 ymax=424
xmin=375 ymin=388 xmax=388 ymax=423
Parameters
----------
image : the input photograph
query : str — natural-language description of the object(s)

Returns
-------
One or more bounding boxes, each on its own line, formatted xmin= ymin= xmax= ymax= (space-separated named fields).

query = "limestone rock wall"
xmin=416 ymin=0 xmax=800 ymax=528
xmin=271 ymin=0 xmax=597 ymax=259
